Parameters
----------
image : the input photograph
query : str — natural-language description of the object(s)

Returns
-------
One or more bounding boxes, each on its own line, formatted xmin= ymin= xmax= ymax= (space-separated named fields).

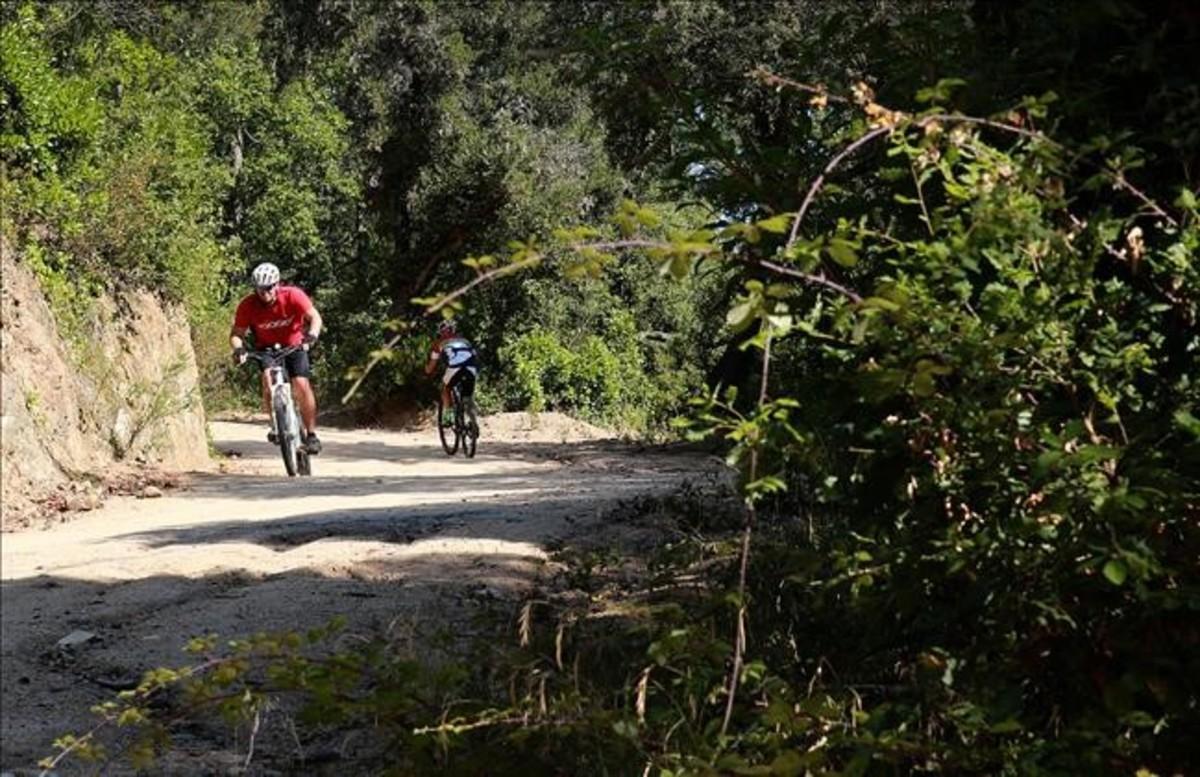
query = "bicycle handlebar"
xmin=242 ymin=344 xmax=305 ymax=367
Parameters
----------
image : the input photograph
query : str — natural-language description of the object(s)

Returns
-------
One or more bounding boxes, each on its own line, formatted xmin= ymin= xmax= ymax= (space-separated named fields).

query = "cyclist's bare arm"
xmin=303 ymin=306 xmax=322 ymax=341
xmin=230 ymin=324 xmax=250 ymax=354
xmin=423 ymin=346 xmax=440 ymax=376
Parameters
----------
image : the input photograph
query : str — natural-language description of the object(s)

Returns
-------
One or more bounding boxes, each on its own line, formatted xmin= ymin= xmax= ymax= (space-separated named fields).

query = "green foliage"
xmin=0 ymin=5 xmax=102 ymax=171
xmin=30 ymin=1 xmax=1200 ymax=774
xmin=488 ymin=244 xmax=720 ymax=430
xmin=502 ymin=327 xmax=644 ymax=426
xmin=19 ymin=237 xmax=100 ymax=350
xmin=2 ymin=3 xmax=235 ymax=321
xmin=356 ymin=85 xmax=1199 ymax=774
xmin=1 ymin=1 xmax=367 ymax=402
xmin=665 ymin=107 xmax=1199 ymax=772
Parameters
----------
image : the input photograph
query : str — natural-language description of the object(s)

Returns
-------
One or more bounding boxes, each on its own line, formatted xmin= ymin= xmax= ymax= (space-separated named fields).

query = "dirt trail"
xmin=0 ymin=416 xmax=721 ymax=771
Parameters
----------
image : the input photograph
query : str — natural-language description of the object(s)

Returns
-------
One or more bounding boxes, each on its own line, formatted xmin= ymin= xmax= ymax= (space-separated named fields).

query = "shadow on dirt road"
xmin=1 ymin=418 xmax=725 ymax=771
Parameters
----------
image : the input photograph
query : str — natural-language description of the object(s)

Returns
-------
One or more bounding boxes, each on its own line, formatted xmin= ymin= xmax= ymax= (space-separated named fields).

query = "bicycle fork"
xmin=267 ymin=366 xmax=296 ymax=442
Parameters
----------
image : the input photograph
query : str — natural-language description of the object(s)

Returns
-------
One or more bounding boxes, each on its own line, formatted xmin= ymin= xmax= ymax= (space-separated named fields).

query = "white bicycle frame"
xmin=267 ymin=363 xmax=300 ymax=444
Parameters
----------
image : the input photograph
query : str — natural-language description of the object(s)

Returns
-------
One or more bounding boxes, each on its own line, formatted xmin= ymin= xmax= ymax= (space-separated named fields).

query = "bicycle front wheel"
xmin=437 ymin=398 xmax=458 ymax=455
xmin=274 ymin=397 xmax=299 ymax=477
xmin=295 ymin=407 xmax=312 ymax=476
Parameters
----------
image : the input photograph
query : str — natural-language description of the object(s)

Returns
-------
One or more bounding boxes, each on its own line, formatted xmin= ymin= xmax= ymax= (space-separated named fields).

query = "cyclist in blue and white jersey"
xmin=424 ymin=319 xmax=479 ymax=425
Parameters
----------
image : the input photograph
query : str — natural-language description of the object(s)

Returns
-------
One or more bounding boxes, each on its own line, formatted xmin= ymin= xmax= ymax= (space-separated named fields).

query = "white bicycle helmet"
xmin=251 ymin=262 xmax=280 ymax=289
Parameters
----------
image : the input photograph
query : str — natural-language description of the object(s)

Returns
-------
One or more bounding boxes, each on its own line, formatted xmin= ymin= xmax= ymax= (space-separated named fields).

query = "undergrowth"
xmin=40 ymin=483 xmax=744 ymax=776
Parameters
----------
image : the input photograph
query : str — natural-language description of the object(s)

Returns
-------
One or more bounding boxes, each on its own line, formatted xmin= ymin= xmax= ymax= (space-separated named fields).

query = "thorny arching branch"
xmin=761 ymin=62 xmax=1182 ymax=242
xmin=784 ymin=112 xmax=1054 ymax=248
xmin=787 ymin=126 xmax=890 ymax=249
xmin=1108 ymin=169 xmax=1181 ymax=227
xmin=720 ymin=329 xmax=772 ymax=738
xmin=751 ymin=66 xmax=849 ymax=106
xmin=39 ymin=721 xmax=106 ymax=776
xmin=339 ymin=241 xmax=666 ymax=404
xmin=339 ymin=238 xmax=862 ymax=404
xmin=340 ymin=329 xmax=405 ymax=405
xmin=339 ymin=245 xmax=582 ymax=404
xmin=749 ymin=258 xmax=863 ymax=303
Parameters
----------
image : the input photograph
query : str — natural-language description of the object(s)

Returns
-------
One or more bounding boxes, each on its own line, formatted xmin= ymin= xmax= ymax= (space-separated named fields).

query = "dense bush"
xmin=502 ymin=327 xmax=637 ymax=423
xmin=684 ymin=114 xmax=1200 ymax=773
xmin=492 ymin=253 xmax=721 ymax=430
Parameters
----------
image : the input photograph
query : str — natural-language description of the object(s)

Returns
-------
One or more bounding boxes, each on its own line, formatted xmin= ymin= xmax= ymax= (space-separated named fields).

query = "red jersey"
xmin=234 ymin=286 xmax=314 ymax=347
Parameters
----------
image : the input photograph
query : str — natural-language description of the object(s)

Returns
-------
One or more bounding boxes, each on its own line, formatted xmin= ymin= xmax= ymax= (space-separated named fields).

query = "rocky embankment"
xmin=0 ymin=244 xmax=209 ymax=529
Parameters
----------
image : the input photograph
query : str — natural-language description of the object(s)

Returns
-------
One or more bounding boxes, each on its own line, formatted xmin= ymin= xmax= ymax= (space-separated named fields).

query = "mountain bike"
xmin=245 ymin=345 xmax=312 ymax=477
xmin=438 ymin=371 xmax=479 ymax=458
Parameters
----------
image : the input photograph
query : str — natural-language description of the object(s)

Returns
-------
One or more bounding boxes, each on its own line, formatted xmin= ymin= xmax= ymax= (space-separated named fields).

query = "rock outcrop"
xmin=0 ymin=243 xmax=209 ymax=528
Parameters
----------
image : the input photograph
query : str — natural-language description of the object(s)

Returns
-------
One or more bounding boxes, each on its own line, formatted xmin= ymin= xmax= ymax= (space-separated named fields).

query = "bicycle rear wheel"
xmin=437 ymin=398 xmax=458 ymax=455
xmin=460 ymin=394 xmax=478 ymax=458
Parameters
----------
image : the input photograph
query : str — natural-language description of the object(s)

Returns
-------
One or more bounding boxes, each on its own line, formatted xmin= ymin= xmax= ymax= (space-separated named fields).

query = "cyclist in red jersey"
xmin=230 ymin=263 xmax=324 ymax=454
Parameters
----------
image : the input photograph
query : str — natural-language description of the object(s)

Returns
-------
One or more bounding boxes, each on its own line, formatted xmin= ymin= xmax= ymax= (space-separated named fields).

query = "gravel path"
xmin=0 ymin=416 xmax=720 ymax=772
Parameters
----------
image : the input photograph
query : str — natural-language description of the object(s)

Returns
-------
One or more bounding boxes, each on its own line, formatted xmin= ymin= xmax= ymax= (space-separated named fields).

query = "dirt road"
xmin=0 ymin=416 xmax=721 ymax=772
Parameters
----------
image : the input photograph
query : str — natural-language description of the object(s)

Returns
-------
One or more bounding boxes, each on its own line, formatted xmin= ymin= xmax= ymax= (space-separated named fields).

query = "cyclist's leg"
xmin=259 ymin=369 xmax=275 ymax=441
xmin=285 ymin=350 xmax=320 ymax=452
xmin=461 ymin=366 xmax=478 ymax=396
xmin=463 ymin=367 xmax=479 ymax=432
xmin=442 ymin=367 xmax=460 ymax=422
xmin=258 ymin=370 xmax=272 ymax=414
xmin=292 ymin=376 xmax=317 ymax=432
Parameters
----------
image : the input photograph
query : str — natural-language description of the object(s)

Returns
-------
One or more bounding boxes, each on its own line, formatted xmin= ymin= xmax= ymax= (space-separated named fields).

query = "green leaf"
xmin=726 ymin=301 xmax=756 ymax=332
xmin=635 ymin=207 xmax=662 ymax=228
xmin=915 ymin=77 xmax=968 ymax=104
xmin=859 ymin=296 xmax=901 ymax=312
xmin=988 ymin=719 xmax=1023 ymax=734
xmin=769 ymin=750 xmax=809 ymax=777
xmin=1174 ymin=408 xmax=1200 ymax=439
xmin=911 ymin=370 xmax=936 ymax=397
xmin=668 ymin=254 xmax=692 ymax=280
xmin=611 ymin=719 xmax=639 ymax=739
xmin=1074 ymin=445 xmax=1121 ymax=464
xmin=757 ymin=213 xmax=793 ymax=233
xmin=1122 ymin=711 xmax=1158 ymax=729
xmin=1103 ymin=559 xmax=1128 ymax=586
xmin=826 ymin=238 xmax=858 ymax=267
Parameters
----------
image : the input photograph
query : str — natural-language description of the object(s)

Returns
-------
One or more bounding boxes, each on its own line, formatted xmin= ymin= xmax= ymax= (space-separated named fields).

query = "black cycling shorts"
xmin=447 ymin=365 xmax=477 ymax=396
xmin=259 ymin=348 xmax=312 ymax=379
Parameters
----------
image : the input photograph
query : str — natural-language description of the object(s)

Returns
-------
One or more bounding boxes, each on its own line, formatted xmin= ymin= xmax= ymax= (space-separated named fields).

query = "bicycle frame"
xmin=265 ymin=363 xmax=294 ymax=439
xmin=245 ymin=345 xmax=309 ymax=476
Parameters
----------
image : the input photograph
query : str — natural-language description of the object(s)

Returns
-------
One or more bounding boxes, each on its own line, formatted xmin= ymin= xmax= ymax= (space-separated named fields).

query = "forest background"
xmin=3 ymin=0 xmax=1199 ymax=774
